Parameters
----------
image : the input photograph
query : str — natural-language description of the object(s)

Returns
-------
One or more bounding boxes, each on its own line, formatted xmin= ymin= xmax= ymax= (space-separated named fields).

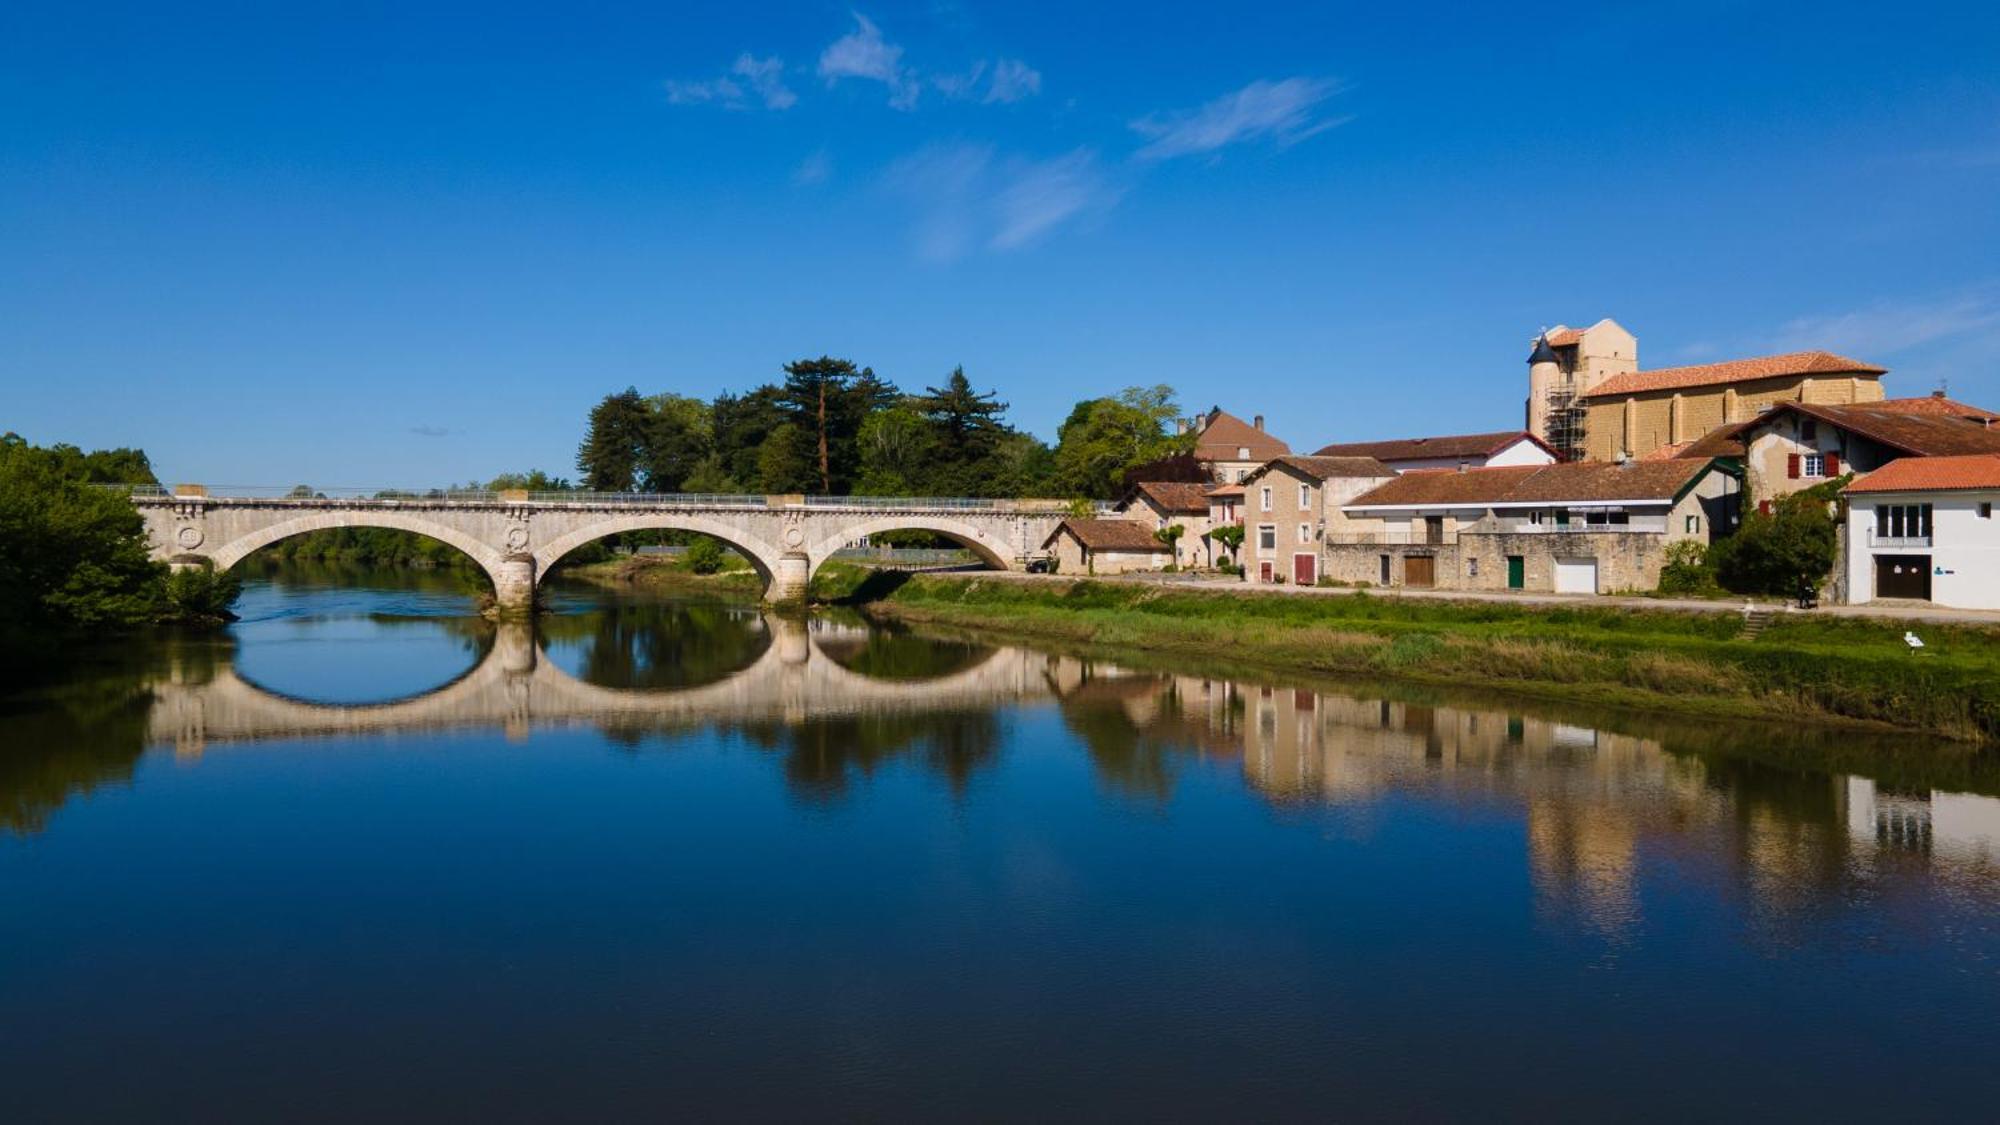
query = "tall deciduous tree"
xmin=1051 ymin=385 xmax=1188 ymax=499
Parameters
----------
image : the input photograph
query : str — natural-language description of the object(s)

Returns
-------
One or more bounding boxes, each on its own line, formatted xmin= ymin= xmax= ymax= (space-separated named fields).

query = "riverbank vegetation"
xmin=814 ymin=566 xmax=2000 ymax=743
xmin=0 ymin=435 xmax=242 ymax=677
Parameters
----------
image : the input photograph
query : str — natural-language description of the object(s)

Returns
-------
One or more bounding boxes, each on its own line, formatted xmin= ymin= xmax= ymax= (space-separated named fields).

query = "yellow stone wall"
xmin=1580 ymin=374 xmax=1884 ymax=462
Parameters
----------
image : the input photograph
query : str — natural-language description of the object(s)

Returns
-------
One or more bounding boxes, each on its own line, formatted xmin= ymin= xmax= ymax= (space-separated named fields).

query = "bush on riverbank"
xmin=823 ymin=569 xmax=2000 ymax=743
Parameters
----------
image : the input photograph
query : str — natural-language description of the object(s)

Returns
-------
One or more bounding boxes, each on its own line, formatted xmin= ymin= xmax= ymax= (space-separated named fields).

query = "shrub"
xmin=684 ymin=537 xmax=726 ymax=575
xmin=1716 ymin=489 xmax=1839 ymax=603
xmin=162 ymin=565 xmax=242 ymax=623
xmin=1656 ymin=540 xmax=1719 ymax=595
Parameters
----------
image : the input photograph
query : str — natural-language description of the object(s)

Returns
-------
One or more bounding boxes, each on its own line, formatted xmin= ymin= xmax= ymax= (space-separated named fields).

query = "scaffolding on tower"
xmin=1543 ymin=381 xmax=1588 ymax=463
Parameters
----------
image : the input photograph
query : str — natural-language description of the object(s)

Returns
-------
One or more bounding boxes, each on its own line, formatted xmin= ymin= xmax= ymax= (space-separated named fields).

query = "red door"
xmin=1259 ymin=560 xmax=1274 ymax=582
xmin=1293 ymin=552 xmax=1316 ymax=585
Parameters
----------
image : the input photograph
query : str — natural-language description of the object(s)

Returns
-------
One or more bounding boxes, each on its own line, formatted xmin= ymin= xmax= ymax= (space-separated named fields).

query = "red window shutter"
xmin=1825 ymin=452 xmax=1841 ymax=476
xmin=1786 ymin=453 xmax=1800 ymax=479
xmin=1758 ymin=499 xmax=1772 ymax=516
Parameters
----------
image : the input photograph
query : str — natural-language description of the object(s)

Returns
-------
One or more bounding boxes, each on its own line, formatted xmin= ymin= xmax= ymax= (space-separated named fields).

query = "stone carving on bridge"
xmin=175 ymin=524 xmax=205 ymax=550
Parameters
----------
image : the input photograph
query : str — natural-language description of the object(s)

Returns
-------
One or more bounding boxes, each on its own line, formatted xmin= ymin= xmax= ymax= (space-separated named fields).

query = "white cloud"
xmin=882 ymin=143 xmax=1117 ymax=261
xmin=818 ymin=13 xmax=920 ymax=110
xmin=664 ymin=76 xmax=745 ymax=107
xmin=1770 ymin=287 xmax=2000 ymax=358
xmin=1132 ymin=77 xmax=1347 ymax=160
xmin=793 ymin=149 xmax=833 ymax=186
xmin=930 ymin=60 xmax=987 ymax=100
xmin=731 ymin=54 xmax=796 ymax=110
xmin=984 ymin=58 xmax=1041 ymax=104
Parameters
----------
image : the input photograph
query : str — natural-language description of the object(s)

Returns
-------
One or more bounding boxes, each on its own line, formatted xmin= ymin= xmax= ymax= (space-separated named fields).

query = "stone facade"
xmin=1046 ymin=527 xmax=1171 ymax=575
xmin=1242 ymin=460 xmax=1395 ymax=585
xmin=1582 ymin=374 xmax=1884 ymax=463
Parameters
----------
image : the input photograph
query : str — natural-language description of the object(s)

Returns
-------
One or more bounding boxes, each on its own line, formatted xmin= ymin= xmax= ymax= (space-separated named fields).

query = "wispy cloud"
xmin=818 ymin=13 xmax=920 ymax=110
xmin=984 ymin=58 xmax=1041 ymax=104
xmin=882 ymin=143 xmax=1117 ymax=260
xmin=793 ymin=149 xmax=833 ymax=186
xmin=1770 ymin=287 xmax=2000 ymax=357
xmin=409 ymin=425 xmax=453 ymax=439
xmin=1132 ymin=77 xmax=1347 ymax=160
xmin=665 ymin=53 xmax=796 ymax=111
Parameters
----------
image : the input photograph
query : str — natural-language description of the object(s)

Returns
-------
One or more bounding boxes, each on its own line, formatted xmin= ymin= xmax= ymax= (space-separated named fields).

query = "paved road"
xmin=940 ymin=569 xmax=2000 ymax=629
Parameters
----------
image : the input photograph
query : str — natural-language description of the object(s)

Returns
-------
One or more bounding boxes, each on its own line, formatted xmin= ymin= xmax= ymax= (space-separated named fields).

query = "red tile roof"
xmin=1042 ymin=518 xmax=1168 ymax=552
xmin=1347 ymin=459 xmax=1717 ymax=508
xmin=1122 ymin=480 xmax=1211 ymax=514
xmin=1845 ymin=454 xmax=2000 ymax=494
xmin=1545 ymin=327 xmax=1585 ymax=347
xmin=1581 ymin=351 xmax=1887 ymax=399
xmin=1250 ymin=455 xmax=1396 ymax=482
xmin=1193 ymin=409 xmax=1291 ymax=462
xmin=1204 ymin=483 xmax=1246 ymax=497
xmin=1869 ymin=394 xmax=2000 ymax=421
xmin=1311 ymin=430 xmax=1555 ymax=462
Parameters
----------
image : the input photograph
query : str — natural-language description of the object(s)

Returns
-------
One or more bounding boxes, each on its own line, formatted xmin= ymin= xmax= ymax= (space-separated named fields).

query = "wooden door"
xmin=1259 ymin=560 xmax=1274 ymax=583
xmin=1875 ymin=555 xmax=1932 ymax=600
xmin=1293 ymin=552 xmax=1316 ymax=585
xmin=1507 ymin=555 xmax=1525 ymax=590
xmin=1404 ymin=555 xmax=1435 ymax=588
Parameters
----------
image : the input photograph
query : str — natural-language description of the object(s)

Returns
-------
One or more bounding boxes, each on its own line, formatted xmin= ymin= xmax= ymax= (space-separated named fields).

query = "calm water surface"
xmin=3 ymin=564 xmax=1998 ymax=1121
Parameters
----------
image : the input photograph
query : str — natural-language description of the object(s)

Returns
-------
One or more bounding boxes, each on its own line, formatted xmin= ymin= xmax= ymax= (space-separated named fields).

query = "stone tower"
xmin=1524 ymin=319 xmax=1638 ymax=461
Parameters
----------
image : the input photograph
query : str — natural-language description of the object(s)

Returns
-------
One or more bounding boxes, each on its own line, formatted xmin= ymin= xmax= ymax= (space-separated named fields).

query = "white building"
xmin=1843 ymin=454 xmax=2000 ymax=609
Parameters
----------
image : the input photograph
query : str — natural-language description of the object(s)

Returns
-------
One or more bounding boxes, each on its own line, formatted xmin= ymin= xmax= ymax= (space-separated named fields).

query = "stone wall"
xmin=1581 ymin=374 xmax=1884 ymax=462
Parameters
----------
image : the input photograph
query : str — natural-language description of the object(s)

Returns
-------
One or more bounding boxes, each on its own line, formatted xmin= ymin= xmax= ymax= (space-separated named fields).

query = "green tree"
xmin=777 ymin=357 xmax=899 ymax=493
xmin=916 ymin=366 xmax=1012 ymax=494
xmin=0 ymin=434 xmax=169 ymax=634
xmin=1714 ymin=483 xmax=1843 ymax=604
xmin=1051 ymin=385 xmax=1187 ymax=499
xmin=1208 ymin=523 xmax=1245 ymax=568
xmin=855 ymin=403 xmax=937 ymax=495
xmin=712 ymin=386 xmax=788 ymax=489
xmin=484 ymin=469 xmax=572 ymax=492
xmin=640 ymin=393 xmax=714 ymax=493
xmin=756 ymin=423 xmax=813 ymax=493
xmin=576 ymin=388 xmax=651 ymax=492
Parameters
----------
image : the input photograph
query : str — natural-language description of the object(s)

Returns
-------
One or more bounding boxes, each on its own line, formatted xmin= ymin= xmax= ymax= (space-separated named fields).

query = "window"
xmin=1260 ymin=487 xmax=1272 ymax=512
xmin=1299 ymin=484 xmax=1312 ymax=509
xmin=1801 ymin=418 xmax=1818 ymax=441
xmin=1237 ymin=446 xmax=1251 ymax=459
xmin=1982 ymin=503 xmax=1994 ymax=520
xmin=1803 ymin=453 xmax=1825 ymax=478
xmin=1685 ymin=514 xmax=1702 ymax=534
xmin=1875 ymin=504 xmax=1934 ymax=541
xmin=1257 ymin=524 xmax=1276 ymax=550
xmin=1298 ymin=523 xmax=1311 ymax=544
xmin=1583 ymin=510 xmax=1631 ymax=526
xmin=1379 ymin=554 xmax=1391 ymax=584
xmin=1529 ymin=510 xmax=1544 ymax=526
xmin=1467 ymin=557 xmax=1480 ymax=578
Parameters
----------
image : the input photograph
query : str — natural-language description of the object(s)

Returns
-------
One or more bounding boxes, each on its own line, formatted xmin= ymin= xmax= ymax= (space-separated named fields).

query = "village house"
xmin=1655 ymin=393 xmax=2000 ymax=507
xmin=1329 ymin=459 xmax=1738 ymax=594
xmin=1190 ymin=407 xmax=1291 ymax=483
xmin=1113 ymin=481 xmax=1213 ymax=568
xmin=1311 ymin=430 xmax=1558 ymax=473
xmin=1842 ymin=454 xmax=2000 ymax=610
xmin=1204 ymin=482 xmax=1246 ymax=568
xmin=1240 ymin=456 xmax=1396 ymax=584
xmin=1041 ymin=518 xmax=1173 ymax=575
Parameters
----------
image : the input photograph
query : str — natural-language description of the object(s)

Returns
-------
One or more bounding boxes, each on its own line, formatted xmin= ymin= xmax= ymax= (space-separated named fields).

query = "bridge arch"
xmin=532 ymin=514 xmax=788 ymax=595
xmin=204 ymin=511 xmax=509 ymax=589
xmin=804 ymin=514 xmax=1015 ymax=576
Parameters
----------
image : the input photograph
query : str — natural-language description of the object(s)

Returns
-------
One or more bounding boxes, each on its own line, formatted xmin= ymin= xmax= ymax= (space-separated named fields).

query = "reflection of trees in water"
xmin=0 ymin=633 xmax=233 ymax=835
xmin=812 ymin=627 xmax=992 ymax=682
xmin=540 ymin=603 xmax=770 ymax=690
xmin=1055 ymin=678 xmax=1204 ymax=802
xmin=729 ymin=711 xmax=1003 ymax=802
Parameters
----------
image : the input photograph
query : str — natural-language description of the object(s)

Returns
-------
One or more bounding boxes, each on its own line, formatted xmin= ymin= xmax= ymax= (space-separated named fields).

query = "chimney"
xmin=1933 ymin=389 xmax=1947 ymax=399
xmin=1253 ymin=415 xmax=1265 ymax=431
xmin=1456 ymin=459 xmax=1469 ymax=473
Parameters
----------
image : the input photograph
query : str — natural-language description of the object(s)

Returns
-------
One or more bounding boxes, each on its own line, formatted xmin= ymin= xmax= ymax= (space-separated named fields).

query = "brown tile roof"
xmin=1671 ymin=422 xmax=1751 ymax=460
xmin=1846 ymin=454 xmax=2000 ymax=494
xmin=1204 ymin=483 xmax=1246 ymax=497
xmin=1251 ymin=455 xmax=1396 ymax=482
xmin=1347 ymin=459 xmax=1716 ymax=508
xmin=1193 ymin=409 xmax=1290 ymax=462
xmin=1545 ymin=327 xmax=1585 ymax=347
xmin=1580 ymin=350 xmax=1887 ymax=399
xmin=1042 ymin=518 xmax=1168 ymax=552
xmin=1869 ymin=394 xmax=2000 ymax=421
xmin=1771 ymin=402 xmax=2000 ymax=458
xmin=1122 ymin=480 xmax=1211 ymax=514
xmin=1310 ymin=430 xmax=1555 ymax=462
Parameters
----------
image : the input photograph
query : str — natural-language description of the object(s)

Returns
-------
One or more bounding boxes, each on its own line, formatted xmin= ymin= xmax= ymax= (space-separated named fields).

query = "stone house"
xmin=1330 ymin=459 xmax=1739 ymax=594
xmin=1204 ymin=482 xmax=1246 ymax=568
xmin=1660 ymin=394 xmax=2000 ymax=507
xmin=1572 ymin=350 xmax=1888 ymax=463
xmin=1191 ymin=408 xmax=1291 ymax=483
xmin=1843 ymin=454 xmax=2000 ymax=610
xmin=1114 ymin=481 xmax=1213 ymax=567
xmin=1311 ymin=430 xmax=1558 ymax=473
xmin=1240 ymin=456 xmax=1396 ymax=585
xmin=1042 ymin=518 xmax=1173 ymax=575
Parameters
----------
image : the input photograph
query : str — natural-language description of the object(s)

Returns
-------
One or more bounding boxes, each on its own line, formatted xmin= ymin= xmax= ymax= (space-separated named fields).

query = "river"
xmin=3 ymin=563 xmax=1997 ymax=1120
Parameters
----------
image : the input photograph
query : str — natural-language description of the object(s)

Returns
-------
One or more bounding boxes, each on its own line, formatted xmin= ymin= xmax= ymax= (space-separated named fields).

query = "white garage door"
xmin=1554 ymin=557 xmax=1599 ymax=594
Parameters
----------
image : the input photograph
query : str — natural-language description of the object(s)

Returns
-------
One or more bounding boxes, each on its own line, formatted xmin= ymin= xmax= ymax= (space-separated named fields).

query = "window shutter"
xmin=1825 ymin=452 xmax=1841 ymax=476
xmin=1758 ymin=499 xmax=1772 ymax=516
xmin=1786 ymin=453 xmax=1800 ymax=479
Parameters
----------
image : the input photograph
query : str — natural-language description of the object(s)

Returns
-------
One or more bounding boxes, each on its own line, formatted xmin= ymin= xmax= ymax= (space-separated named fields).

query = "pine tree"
xmin=576 ymin=388 xmax=650 ymax=492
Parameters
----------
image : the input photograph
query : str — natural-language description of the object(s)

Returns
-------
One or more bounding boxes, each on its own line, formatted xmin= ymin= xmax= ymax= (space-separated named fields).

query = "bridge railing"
xmin=114 ymin=484 xmax=1108 ymax=513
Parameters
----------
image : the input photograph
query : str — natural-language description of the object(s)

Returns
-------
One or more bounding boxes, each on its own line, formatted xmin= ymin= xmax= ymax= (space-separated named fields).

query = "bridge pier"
xmin=492 ymin=554 xmax=537 ymax=617
xmin=772 ymin=552 xmax=811 ymax=604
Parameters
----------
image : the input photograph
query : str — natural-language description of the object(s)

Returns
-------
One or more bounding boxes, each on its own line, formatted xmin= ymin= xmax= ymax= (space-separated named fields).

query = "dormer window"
xmin=1237 ymin=446 xmax=1250 ymax=459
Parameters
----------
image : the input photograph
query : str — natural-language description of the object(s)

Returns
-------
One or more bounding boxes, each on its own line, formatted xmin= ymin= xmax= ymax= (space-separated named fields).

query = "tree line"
xmin=574 ymin=359 xmax=1200 ymax=501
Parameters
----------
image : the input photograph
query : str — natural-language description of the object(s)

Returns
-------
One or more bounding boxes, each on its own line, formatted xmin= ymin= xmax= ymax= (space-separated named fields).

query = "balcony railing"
xmin=1322 ymin=531 xmax=1455 ymax=546
xmin=1483 ymin=516 xmax=1670 ymax=535
xmin=1867 ymin=531 xmax=1933 ymax=548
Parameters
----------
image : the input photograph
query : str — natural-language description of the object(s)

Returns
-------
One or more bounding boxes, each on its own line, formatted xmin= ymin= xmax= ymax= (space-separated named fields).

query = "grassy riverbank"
xmin=558 ymin=555 xmax=765 ymax=598
xmin=815 ymin=565 xmax=2000 ymax=744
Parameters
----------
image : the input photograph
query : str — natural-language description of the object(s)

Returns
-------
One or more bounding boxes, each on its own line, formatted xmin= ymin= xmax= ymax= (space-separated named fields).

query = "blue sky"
xmin=4 ymin=1 xmax=1998 ymax=487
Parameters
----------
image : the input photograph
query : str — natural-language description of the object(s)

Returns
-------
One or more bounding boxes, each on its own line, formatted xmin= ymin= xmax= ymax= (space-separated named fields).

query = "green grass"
xmin=818 ymin=568 xmax=2000 ymax=743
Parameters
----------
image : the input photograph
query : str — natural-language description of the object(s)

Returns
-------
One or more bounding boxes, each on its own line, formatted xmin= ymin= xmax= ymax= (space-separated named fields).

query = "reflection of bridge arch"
xmin=207 ymin=512 xmax=506 ymax=589
xmin=147 ymin=618 xmax=1062 ymax=755
xmin=533 ymin=515 xmax=786 ymax=595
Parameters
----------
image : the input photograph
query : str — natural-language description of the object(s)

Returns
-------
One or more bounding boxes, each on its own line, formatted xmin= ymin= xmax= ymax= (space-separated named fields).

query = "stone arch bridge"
xmin=134 ymin=488 xmax=1082 ymax=608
